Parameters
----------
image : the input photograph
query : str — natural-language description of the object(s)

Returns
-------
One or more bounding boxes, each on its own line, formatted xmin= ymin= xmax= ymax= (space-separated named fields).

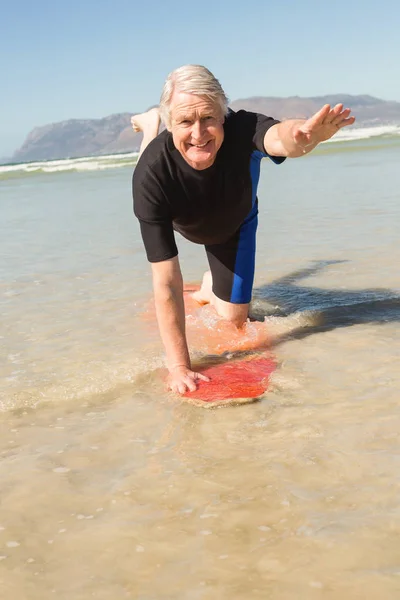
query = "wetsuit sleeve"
xmin=252 ymin=113 xmax=286 ymax=165
xmin=133 ymin=167 xmax=178 ymax=263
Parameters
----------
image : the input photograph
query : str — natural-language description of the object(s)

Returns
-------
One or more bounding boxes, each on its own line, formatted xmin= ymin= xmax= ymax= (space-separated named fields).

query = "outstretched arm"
xmin=151 ymin=256 xmax=209 ymax=394
xmin=264 ymin=103 xmax=355 ymax=158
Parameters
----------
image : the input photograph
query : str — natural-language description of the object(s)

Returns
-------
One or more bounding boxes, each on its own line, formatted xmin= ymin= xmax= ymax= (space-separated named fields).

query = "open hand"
xmin=166 ymin=365 xmax=210 ymax=395
xmin=294 ymin=103 xmax=355 ymax=149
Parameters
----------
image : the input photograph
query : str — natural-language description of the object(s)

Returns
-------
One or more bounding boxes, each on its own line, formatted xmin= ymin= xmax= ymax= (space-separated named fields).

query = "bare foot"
xmin=192 ymin=271 xmax=213 ymax=305
xmin=131 ymin=107 xmax=160 ymax=135
xmin=131 ymin=108 xmax=161 ymax=157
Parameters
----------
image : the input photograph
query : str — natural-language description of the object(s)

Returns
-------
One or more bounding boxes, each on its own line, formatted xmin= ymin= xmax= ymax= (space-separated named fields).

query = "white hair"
xmin=159 ymin=65 xmax=229 ymax=128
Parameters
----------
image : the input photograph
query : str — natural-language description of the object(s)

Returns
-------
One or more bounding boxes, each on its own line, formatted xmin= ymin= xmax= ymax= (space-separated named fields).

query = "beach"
xmin=1 ymin=129 xmax=400 ymax=598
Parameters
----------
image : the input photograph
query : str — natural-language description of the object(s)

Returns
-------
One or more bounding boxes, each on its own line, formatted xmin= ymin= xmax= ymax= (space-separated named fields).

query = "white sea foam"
xmin=325 ymin=124 xmax=400 ymax=143
xmin=0 ymin=152 xmax=139 ymax=176
xmin=1 ymin=125 xmax=399 ymax=177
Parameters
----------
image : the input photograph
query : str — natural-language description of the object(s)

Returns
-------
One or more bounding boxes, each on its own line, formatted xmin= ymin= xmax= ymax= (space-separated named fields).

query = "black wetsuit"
xmin=133 ymin=109 xmax=284 ymax=302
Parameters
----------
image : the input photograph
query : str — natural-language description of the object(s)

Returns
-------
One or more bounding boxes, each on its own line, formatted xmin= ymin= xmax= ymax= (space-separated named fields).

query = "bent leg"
xmin=204 ymin=202 xmax=258 ymax=327
xmin=131 ymin=107 xmax=161 ymax=157
xmin=211 ymin=295 xmax=249 ymax=328
xmin=192 ymin=270 xmax=249 ymax=327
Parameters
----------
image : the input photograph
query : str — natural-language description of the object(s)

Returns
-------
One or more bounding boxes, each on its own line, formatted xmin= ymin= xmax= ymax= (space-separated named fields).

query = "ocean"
xmin=1 ymin=125 xmax=400 ymax=598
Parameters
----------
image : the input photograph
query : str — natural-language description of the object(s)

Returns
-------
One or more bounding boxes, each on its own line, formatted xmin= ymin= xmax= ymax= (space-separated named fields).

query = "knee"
xmin=228 ymin=313 xmax=248 ymax=329
xmin=212 ymin=297 xmax=249 ymax=328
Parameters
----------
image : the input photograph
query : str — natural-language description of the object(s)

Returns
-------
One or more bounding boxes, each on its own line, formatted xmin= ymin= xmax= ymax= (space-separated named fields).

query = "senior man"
xmin=132 ymin=65 xmax=355 ymax=394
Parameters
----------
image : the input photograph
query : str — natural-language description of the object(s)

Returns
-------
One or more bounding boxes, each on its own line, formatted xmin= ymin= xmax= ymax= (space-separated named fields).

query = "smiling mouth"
xmin=188 ymin=141 xmax=211 ymax=149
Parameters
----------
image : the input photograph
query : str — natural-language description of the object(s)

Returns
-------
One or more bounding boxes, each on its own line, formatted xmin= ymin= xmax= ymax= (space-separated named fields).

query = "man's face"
xmin=168 ymin=91 xmax=225 ymax=170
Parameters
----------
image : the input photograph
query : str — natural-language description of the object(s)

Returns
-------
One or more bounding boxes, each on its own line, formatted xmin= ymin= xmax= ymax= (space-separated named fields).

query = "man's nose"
xmin=191 ymin=119 xmax=204 ymax=141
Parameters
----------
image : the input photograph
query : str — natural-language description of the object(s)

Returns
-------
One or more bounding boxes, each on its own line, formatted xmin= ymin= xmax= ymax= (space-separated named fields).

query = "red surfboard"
xmin=182 ymin=355 xmax=276 ymax=406
xmin=142 ymin=284 xmax=276 ymax=406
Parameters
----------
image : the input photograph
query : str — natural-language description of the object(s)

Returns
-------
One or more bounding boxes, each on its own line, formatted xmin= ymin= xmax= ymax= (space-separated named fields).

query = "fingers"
xmin=332 ymin=112 xmax=355 ymax=129
xmin=327 ymin=103 xmax=344 ymax=122
xmin=182 ymin=373 xmax=198 ymax=393
xmin=176 ymin=378 xmax=195 ymax=394
xmin=337 ymin=116 xmax=356 ymax=129
xmin=167 ymin=379 xmax=192 ymax=394
xmin=326 ymin=104 xmax=354 ymax=127
xmin=308 ymin=103 xmax=354 ymax=128
xmin=331 ymin=109 xmax=349 ymax=125
xmin=302 ymin=103 xmax=355 ymax=145
xmin=197 ymin=372 xmax=210 ymax=382
xmin=306 ymin=103 xmax=331 ymax=129
xmin=166 ymin=369 xmax=210 ymax=395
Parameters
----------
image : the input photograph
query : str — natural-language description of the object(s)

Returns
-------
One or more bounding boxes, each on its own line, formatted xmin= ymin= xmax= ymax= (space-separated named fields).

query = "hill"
xmin=10 ymin=95 xmax=400 ymax=163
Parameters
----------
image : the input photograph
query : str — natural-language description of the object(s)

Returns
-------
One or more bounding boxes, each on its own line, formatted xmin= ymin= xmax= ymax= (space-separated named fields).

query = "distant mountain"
xmin=10 ymin=113 xmax=140 ymax=163
xmin=10 ymin=95 xmax=400 ymax=163
xmin=229 ymin=94 xmax=400 ymax=125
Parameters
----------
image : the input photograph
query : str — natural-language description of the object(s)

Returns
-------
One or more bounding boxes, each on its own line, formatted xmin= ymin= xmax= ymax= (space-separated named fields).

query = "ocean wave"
xmin=1 ymin=125 xmax=400 ymax=180
xmin=325 ymin=124 xmax=400 ymax=143
xmin=0 ymin=152 xmax=140 ymax=179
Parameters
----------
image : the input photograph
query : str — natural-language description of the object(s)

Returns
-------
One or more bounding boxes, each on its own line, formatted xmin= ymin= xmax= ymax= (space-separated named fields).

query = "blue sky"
xmin=2 ymin=0 xmax=399 ymax=157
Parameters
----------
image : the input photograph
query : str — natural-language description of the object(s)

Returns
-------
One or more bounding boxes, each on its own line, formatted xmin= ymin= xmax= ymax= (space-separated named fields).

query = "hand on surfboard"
xmin=166 ymin=365 xmax=210 ymax=395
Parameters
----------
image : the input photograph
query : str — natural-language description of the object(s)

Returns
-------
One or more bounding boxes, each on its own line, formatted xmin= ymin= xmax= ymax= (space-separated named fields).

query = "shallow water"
xmin=1 ymin=137 xmax=400 ymax=598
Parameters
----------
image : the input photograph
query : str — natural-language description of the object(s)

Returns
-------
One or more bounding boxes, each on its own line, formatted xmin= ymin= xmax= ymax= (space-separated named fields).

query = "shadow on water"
xmin=251 ymin=259 xmax=400 ymax=347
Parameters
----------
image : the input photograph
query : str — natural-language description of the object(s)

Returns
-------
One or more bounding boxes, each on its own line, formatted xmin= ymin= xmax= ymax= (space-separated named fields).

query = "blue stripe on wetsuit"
xmin=230 ymin=150 xmax=266 ymax=303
